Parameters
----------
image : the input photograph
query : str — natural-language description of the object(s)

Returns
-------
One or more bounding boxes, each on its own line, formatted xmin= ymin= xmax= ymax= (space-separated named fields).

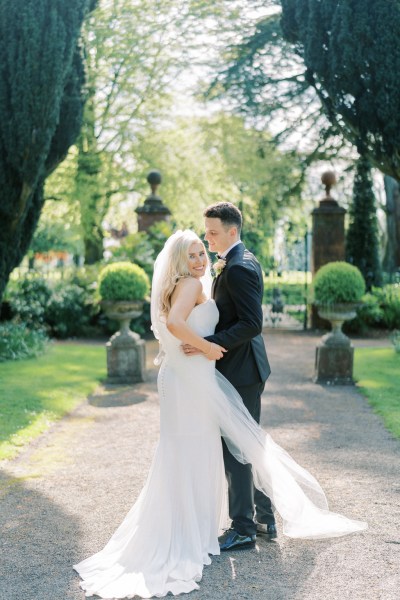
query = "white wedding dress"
xmin=74 ymin=299 xmax=367 ymax=599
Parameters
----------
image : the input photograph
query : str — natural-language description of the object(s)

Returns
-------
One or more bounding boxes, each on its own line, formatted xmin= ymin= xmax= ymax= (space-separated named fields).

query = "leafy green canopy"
xmin=139 ymin=113 xmax=303 ymax=269
xmin=71 ymin=0 xmax=244 ymax=264
xmin=346 ymin=157 xmax=382 ymax=291
xmin=281 ymin=0 xmax=400 ymax=180
xmin=209 ymin=7 xmax=351 ymax=172
xmin=98 ymin=262 xmax=150 ymax=301
xmin=0 ymin=0 xmax=90 ymax=304
xmin=312 ymin=261 xmax=366 ymax=305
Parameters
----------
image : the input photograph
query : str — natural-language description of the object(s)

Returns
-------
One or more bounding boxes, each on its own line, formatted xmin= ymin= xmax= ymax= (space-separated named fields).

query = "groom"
xmin=184 ymin=202 xmax=276 ymax=550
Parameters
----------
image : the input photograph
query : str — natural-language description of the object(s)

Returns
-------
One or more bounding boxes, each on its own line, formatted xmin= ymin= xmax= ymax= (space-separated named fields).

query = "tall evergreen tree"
xmin=346 ymin=157 xmax=382 ymax=291
xmin=281 ymin=0 xmax=400 ymax=181
xmin=0 ymin=0 xmax=91 ymax=304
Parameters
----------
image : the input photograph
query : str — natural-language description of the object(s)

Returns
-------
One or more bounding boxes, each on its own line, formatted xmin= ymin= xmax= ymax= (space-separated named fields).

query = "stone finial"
xmin=147 ymin=170 xmax=162 ymax=197
xmin=135 ymin=170 xmax=171 ymax=231
xmin=321 ymin=170 xmax=337 ymax=198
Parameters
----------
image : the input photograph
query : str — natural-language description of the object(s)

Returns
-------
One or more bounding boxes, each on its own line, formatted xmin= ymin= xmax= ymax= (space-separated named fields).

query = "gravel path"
xmin=0 ymin=331 xmax=399 ymax=600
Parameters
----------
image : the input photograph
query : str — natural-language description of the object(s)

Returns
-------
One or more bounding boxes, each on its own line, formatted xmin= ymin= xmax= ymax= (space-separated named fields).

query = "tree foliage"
xmin=139 ymin=113 xmax=303 ymax=268
xmin=75 ymin=0 xmax=238 ymax=263
xmin=0 ymin=0 xmax=91 ymax=304
xmin=346 ymin=157 xmax=382 ymax=291
xmin=281 ymin=0 xmax=400 ymax=180
xmin=208 ymin=7 xmax=350 ymax=173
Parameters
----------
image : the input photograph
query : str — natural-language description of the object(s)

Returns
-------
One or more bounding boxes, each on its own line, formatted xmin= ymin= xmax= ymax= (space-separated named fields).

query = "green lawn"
xmin=354 ymin=347 xmax=400 ymax=439
xmin=0 ymin=344 xmax=105 ymax=460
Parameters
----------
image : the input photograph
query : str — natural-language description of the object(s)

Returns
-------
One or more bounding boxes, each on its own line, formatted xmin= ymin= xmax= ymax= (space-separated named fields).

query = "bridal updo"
xmin=159 ymin=230 xmax=207 ymax=316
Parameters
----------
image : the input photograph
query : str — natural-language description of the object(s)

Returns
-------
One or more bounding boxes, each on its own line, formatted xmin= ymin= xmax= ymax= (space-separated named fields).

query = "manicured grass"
xmin=354 ymin=347 xmax=400 ymax=439
xmin=0 ymin=344 xmax=105 ymax=460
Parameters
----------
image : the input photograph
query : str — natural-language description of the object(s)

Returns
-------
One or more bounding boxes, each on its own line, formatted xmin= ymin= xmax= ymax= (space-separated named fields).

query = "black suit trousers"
xmin=222 ymin=382 xmax=275 ymax=536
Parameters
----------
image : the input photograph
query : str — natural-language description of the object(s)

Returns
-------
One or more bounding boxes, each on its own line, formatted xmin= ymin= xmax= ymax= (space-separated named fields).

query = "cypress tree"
xmin=281 ymin=0 xmax=400 ymax=181
xmin=346 ymin=157 xmax=382 ymax=291
xmin=0 ymin=0 xmax=91 ymax=304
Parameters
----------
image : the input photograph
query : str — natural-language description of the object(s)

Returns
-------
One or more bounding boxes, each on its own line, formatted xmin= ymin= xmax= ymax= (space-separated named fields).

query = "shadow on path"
xmin=0 ymin=469 xmax=83 ymax=600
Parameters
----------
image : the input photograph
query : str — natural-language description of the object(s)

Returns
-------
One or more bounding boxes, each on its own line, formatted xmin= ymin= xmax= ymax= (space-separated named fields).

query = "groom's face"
xmin=204 ymin=217 xmax=238 ymax=255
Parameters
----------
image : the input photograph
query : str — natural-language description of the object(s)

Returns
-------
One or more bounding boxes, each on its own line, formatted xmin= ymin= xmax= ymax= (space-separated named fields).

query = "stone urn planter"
xmin=317 ymin=303 xmax=358 ymax=347
xmin=98 ymin=262 xmax=150 ymax=384
xmin=312 ymin=262 xmax=365 ymax=385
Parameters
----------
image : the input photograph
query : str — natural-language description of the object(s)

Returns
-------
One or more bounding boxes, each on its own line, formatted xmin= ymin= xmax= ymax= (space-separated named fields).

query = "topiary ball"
xmin=98 ymin=262 xmax=150 ymax=302
xmin=313 ymin=261 xmax=366 ymax=305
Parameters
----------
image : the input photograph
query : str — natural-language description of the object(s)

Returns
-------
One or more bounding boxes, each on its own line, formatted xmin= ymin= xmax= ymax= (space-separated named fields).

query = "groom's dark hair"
xmin=203 ymin=202 xmax=242 ymax=233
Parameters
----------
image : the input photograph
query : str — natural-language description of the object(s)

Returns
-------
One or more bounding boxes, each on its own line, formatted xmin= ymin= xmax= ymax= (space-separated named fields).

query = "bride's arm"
xmin=167 ymin=278 xmax=226 ymax=360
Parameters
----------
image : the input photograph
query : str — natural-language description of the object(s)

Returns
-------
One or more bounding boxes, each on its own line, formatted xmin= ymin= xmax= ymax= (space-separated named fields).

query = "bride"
xmin=74 ymin=229 xmax=367 ymax=599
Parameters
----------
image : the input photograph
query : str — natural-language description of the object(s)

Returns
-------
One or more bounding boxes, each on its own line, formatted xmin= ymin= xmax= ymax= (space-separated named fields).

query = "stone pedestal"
xmin=314 ymin=342 xmax=354 ymax=385
xmin=101 ymin=300 xmax=146 ymax=384
xmin=313 ymin=305 xmax=357 ymax=385
xmin=106 ymin=330 xmax=146 ymax=384
xmin=136 ymin=196 xmax=171 ymax=231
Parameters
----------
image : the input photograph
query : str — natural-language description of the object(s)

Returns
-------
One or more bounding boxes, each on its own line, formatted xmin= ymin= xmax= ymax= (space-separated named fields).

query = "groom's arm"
xmin=205 ymin=264 xmax=263 ymax=350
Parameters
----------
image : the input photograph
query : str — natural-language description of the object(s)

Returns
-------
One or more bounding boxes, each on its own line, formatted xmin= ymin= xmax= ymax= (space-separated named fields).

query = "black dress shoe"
xmin=218 ymin=529 xmax=256 ymax=551
xmin=256 ymin=522 xmax=277 ymax=539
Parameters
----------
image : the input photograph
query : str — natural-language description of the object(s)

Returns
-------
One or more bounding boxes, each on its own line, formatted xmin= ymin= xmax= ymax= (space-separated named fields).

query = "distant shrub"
xmin=5 ymin=273 xmax=99 ymax=339
xmin=0 ymin=322 xmax=49 ymax=362
xmin=357 ymin=292 xmax=385 ymax=326
xmin=110 ymin=233 xmax=155 ymax=277
xmin=379 ymin=285 xmax=400 ymax=329
xmin=98 ymin=262 xmax=150 ymax=302
xmin=5 ymin=261 xmax=153 ymax=339
xmin=45 ymin=283 xmax=95 ymax=339
xmin=7 ymin=277 xmax=52 ymax=328
xmin=68 ymin=264 xmax=102 ymax=293
xmin=344 ymin=285 xmax=400 ymax=334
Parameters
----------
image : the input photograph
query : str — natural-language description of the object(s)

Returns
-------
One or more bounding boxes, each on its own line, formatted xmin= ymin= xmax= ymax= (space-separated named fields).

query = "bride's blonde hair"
xmin=159 ymin=230 xmax=207 ymax=316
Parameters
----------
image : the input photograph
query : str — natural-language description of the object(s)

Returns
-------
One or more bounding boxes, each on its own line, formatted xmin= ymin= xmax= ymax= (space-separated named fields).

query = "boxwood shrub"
xmin=98 ymin=262 xmax=150 ymax=302
xmin=312 ymin=262 xmax=366 ymax=305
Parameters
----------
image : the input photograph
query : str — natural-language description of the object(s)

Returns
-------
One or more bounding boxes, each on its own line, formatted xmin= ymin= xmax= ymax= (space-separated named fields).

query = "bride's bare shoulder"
xmin=172 ymin=276 xmax=202 ymax=303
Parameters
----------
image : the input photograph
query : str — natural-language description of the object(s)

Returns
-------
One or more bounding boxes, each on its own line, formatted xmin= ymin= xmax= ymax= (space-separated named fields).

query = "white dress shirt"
xmin=220 ymin=240 xmax=241 ymax=259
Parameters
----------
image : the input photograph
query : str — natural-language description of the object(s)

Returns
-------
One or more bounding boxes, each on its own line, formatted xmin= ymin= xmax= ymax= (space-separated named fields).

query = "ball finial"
xmin=146 ymin=170 xmax=162 ymax=196
xmin=321 ymin=170 xmax=337 ymax=197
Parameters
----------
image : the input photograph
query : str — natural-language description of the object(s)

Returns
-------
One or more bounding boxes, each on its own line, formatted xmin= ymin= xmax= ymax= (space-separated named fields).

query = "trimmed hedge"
xmin=312 ymin=262 xmax=366 ymax=305
xmin=98 ymin=262 xmax=150 ymax=302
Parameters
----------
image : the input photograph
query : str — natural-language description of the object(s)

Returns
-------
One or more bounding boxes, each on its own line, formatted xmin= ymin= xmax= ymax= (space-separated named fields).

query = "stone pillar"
xmin=136 ymin=170 xmax=171 ymax=232
xmin=312 ymin=171 xmax=346 ymax=273
xmin=311 ymin=171 xmax=346 ymax=328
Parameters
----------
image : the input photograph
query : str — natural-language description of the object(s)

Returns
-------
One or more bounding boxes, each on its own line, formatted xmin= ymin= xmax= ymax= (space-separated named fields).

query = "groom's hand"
xmin=182 ymin=343 xmax=227 ymax=360
xmin=182 ymin=343 xmax=202 ymax=356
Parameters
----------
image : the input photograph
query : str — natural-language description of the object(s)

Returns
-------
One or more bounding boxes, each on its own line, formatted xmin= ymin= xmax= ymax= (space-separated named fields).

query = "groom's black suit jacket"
xmin=206 ymin=243 xmax=271 ymax=388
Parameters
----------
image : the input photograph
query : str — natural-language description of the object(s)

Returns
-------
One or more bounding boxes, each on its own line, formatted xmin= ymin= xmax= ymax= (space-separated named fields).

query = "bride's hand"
xmin=204 ymin=342 xmax=227 ymax=361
